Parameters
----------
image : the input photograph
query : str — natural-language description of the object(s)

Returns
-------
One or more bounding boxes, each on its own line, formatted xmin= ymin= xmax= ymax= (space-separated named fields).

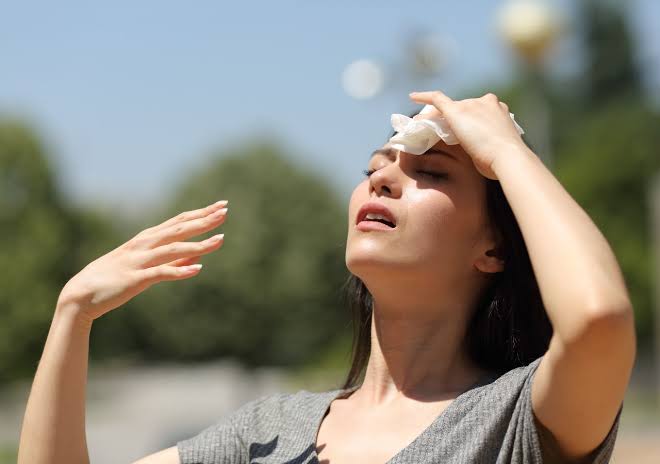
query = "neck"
xmin=354 ymin=274 xmax=487 ymax=406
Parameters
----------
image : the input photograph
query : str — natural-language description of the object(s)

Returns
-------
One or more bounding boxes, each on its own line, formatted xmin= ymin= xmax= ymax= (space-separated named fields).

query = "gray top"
xmin=177 ymin=356 xmax=620 ymax=463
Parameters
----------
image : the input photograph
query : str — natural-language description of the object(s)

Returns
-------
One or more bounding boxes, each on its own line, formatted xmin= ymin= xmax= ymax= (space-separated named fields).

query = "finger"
xmin=483 ymin=92 xmax=499 ymax=102
xmin=137 ymin=234 xmax=225 ymax=268
xmin=150 ymin=200 xmax=229 ymax=235
xmin=499 ymin=101 xmax=509 ymax=112
xmin=412 ymin=106 xmax=442 ymax=121
xmin=409 ymin=90 xmax=454 ymax=111
xmin=170 ymin=255 xmax=201 ymax=267
xmin=145 ymin=207 xmax=228 ymax=248
xmin=138 ymin=262 xmax=204 ymax=285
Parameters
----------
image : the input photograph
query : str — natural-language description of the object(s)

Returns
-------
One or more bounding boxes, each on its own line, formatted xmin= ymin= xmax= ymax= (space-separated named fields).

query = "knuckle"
xmin=136 ymin=227 xmax=152 ymax=237
xmin=130 ymin=236 xmax=149 ymax=250
xmin=139 ymin=267 xmax=158 ymax=283
xmin=122 ymin=238 xmax=139 ymax=251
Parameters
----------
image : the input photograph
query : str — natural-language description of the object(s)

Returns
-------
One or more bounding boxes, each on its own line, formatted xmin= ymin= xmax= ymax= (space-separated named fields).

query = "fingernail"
xmin=213 ymin=200 xmax=228 ymax=206
xmin=207 ymin=233 xmax=224 ymax=243
xmin=409 ymin=92 xmax=418 ymax=96
xmin=183 ymin=264 xmax=203 ymax=272
xmin=212 ymin=208 xmax=228 ymax=217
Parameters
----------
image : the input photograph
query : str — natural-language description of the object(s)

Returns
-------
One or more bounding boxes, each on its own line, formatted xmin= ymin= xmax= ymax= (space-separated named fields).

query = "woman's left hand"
xmin=409 ymin=90 xmax=528 ymax=180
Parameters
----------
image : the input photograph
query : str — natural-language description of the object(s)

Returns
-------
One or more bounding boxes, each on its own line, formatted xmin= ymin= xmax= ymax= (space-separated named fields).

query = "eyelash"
xmin=362 ymin=168 xmax=448 ymax=181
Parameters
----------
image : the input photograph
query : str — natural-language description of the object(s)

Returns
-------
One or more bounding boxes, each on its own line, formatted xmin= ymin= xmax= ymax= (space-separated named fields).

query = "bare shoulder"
xmin=131 ymin=445 xmax=180 ymax=464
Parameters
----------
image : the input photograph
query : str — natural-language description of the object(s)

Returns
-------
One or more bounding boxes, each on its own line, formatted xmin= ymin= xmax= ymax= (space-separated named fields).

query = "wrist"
xmin=54 ymin=298 xmax=94 ymax=331
xmin=491 ymin=143 xmax=541 ymax=177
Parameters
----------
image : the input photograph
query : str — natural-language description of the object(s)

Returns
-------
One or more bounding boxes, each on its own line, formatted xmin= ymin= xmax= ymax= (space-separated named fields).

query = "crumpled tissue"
xmin=389 ymin=104 xmax=525 ymax=155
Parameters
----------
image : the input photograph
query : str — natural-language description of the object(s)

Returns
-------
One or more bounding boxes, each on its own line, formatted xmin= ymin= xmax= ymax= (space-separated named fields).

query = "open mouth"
xmin=362 ymin=213 xmax=396 ymax=228
xmin=356 ymin=202 xmax=397 ymax=230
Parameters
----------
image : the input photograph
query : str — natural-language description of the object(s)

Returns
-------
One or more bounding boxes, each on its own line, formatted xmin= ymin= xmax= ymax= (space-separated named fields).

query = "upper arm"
xmin=131 ymin=446 xmax=180 ymax=464
xmin=531 ymin=307 xmax=636 ymax=460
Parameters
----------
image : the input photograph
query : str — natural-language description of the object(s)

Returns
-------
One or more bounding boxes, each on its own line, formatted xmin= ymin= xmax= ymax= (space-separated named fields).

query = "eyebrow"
xmin=425 ymin=148 xmax=460 ymax=163
xmin=370 ymin=146 xmax=460 ymax=163
xmin=370 ymin=147 xmax=397 ymax=160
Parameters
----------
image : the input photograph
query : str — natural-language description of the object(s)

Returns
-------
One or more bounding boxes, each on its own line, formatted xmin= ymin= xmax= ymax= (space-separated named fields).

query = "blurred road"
xmin=1 ymin=362 xmax=658 ymax=463
xmin=0 ymin=360 xmax=290 ymax=463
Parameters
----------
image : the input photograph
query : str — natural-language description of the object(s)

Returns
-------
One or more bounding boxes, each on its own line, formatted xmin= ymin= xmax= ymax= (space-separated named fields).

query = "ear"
xmin=474 ymin=246 xmax=505 ymax=274
xmin=473 ymin=227 xmax=505 ymax=274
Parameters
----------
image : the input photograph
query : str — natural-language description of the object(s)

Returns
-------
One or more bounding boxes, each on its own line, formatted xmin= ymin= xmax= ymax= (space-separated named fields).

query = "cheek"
xmin=405 ymin=189 xmax=456 ymax=237
xmin=403 ymin=189 xmax=475 ymax=266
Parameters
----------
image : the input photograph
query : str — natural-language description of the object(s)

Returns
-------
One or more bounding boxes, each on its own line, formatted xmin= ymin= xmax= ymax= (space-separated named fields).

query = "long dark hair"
xmin=341 ymin=112 xmax=553 ymax=390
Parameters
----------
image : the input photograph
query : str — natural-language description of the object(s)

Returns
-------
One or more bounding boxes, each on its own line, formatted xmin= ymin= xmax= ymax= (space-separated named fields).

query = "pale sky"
xmin=1 ymin=0 xmax=659 ymax=217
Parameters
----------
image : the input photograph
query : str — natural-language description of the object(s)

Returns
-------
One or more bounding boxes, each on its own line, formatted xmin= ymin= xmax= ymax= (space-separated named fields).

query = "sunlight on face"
xmin=345 ymin=140 xmax=491 ymax=291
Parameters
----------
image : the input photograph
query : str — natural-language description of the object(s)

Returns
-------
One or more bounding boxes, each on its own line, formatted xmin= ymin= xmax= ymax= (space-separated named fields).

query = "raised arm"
xmin=409 ymin=90 xmax=635 ymax=460
xmin=17 ymin=200 xmax=228 ymax=464
xmin=491 ymin=135 xmax=634 ymax=459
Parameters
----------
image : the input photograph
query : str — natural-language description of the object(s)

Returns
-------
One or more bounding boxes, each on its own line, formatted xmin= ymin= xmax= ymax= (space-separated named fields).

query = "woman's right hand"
xmin=57 ymin=199 xmax=229 ymax=322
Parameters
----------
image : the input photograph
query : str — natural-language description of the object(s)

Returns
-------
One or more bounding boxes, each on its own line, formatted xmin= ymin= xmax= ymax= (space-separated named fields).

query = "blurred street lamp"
xmin=405 ymin=31 xmax=455 ymax=81
xmin=341 ymin=59 xmax=385 ymax=100
xmin=497 ymin=0 xmax=561 ymax=65
xmin=341 ymin=30 xmax=454 ymax=101
xmin=497 ymin=0 xmax=562 ymax=168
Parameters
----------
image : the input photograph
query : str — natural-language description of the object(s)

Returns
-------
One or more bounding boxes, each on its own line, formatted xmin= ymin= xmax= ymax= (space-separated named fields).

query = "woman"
xmin=18 ymin=91 xmax=635 ymax=463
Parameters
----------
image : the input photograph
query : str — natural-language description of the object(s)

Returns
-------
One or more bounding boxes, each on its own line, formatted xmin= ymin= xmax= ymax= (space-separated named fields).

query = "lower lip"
xmin=356 ymin=221 xmax=396 ymax=231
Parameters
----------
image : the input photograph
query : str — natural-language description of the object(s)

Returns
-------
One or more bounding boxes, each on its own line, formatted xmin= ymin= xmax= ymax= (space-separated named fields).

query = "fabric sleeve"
xmin=176 ymin=395 xmax=271 ymax=464
xmin=522 ymin=357 xmax=621 ymax=464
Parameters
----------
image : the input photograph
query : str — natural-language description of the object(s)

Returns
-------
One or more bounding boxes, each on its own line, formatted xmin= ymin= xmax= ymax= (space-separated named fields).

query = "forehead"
xmin=372 ymin=141 xmax=464 ymax=164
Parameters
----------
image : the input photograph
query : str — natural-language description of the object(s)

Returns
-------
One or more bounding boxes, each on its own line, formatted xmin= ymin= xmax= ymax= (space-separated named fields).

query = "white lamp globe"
xmin=497 ymin=0 xmax=561 ymax=63
xmin=341 ymin=59 xmax=385 ymax=100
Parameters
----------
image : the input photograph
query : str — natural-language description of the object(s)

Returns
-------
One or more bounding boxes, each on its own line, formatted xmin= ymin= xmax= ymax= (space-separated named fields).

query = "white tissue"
xmin=389 ymin=104 xmax=525 ymax=155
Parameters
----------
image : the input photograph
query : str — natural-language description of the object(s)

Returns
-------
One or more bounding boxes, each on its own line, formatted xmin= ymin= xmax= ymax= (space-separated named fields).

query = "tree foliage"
xmin=0 ymin=119 xmax=124 ymax=381
xmin=580 ymin=0 xmax=644 ymax=108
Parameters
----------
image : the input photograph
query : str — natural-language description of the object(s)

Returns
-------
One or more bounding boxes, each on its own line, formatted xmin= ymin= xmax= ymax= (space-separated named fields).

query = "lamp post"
xmin=649 ymin=172 xmax=660 ymax=405
xmin=497 ymin=0 xmax=561 ymax=169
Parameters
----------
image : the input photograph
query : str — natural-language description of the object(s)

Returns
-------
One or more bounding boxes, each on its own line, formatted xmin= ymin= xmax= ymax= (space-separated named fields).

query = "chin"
xmin=345 ymin=245 xmax=408 ymax=280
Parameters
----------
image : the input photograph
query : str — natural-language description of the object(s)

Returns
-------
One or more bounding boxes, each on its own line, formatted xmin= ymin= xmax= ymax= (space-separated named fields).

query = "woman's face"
xmin=345 ymin=139 xmax=501 ymax=290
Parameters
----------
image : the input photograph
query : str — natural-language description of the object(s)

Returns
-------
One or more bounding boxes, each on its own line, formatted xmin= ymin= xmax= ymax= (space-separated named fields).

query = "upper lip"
xmin=356 ymin=201 xmax=397 ymax=227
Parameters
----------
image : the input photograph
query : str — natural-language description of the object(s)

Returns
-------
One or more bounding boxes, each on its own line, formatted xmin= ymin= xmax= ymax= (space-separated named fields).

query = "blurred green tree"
xmin=553 ymin=102 xmax=660 ymax=346
xmin=580 ymin=0 xmax=644 ymax=109
xmin=560 ymin=0 xmax=658 ymax=348
xmin=0 ymin=118 xmax=124 ymax=381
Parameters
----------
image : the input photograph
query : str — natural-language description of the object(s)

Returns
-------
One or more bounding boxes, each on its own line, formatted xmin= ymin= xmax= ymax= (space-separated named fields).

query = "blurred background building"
xmin=1 ymin=0 xmax=660 ymax=462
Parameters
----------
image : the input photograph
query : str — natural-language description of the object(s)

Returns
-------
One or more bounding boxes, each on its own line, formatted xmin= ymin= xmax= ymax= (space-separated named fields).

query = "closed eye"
xmin=417 ymin=171 xmax=448 ymax=181
xmin=361 ymin=168 xmax=448 ymax=181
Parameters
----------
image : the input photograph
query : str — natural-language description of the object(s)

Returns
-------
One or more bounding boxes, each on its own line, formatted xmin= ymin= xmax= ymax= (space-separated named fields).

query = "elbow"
xmin=585 ymin=298 xmax=636 ymax=335
xmin=568 ymin=301 xmax=637 ymax=362
xmin=562 ymin=300 xmax=637 ymax=365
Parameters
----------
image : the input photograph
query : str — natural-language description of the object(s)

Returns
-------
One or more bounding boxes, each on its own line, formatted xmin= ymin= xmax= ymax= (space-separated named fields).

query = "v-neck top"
xmin=177 ymin=356 xmax=620 ymax=463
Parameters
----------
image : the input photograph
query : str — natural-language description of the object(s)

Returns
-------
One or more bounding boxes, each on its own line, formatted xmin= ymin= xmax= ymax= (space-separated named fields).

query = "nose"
xmin=369 ymin=160 xmax=403 ymax=198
